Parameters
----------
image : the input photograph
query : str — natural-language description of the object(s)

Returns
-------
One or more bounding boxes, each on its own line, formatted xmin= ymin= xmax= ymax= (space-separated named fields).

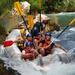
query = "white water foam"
xmin=69 ymin=27 xmax=75 ymax=32
xmin=0 ymin=27 xmax=75 ymax=75
xmin=0 ymin=51 xmax=75 ymax=75
xmin=3 ymin=58 xmax=75 ymax=75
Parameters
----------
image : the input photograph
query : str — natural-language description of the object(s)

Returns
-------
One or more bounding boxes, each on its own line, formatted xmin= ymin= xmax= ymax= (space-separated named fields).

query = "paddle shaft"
xmin=46 ymin=25 xmax=70 ymax=53
xmin=56 ymin=26 xmax=69 ymax=38
xmin=56 ymin=18 xmax=75 ymax=38
xmin=21 ymin=15 xmax=27 ymax=29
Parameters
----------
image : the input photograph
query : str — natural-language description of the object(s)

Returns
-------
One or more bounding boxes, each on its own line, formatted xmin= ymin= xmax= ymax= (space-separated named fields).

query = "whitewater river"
xmin=0 ymin=27 xmax=75 ymax=75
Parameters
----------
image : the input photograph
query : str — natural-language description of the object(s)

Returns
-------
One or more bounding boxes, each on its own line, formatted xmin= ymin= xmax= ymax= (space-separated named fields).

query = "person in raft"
xmin=23 ymin=33 xmax=33 ymax=49
xmin=33 ymin=32 xmax=42 ymax=49
xmin=25 ymin=33 xmax=33 ymax=42
xmin=38 ymin=32 xmax=67 ymax=56
xmin=22 ymin=42 xmax=38 ymax=61
xmin=3 ymin=24 xmax=26 ymax=59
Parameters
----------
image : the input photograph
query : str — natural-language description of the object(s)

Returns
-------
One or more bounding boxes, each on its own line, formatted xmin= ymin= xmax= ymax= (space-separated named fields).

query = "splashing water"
xmin=0 ymin=27 xmax=75 ymax=75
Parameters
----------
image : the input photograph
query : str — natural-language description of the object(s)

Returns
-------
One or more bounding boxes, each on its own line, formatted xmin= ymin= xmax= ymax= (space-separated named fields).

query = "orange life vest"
xmin=23 ymin=47 xmax=38 ymax=60
xmin=34 ymin=37 xmax=41 ymax=44
xmin=40 ymin=40 xmax=53 ymax=56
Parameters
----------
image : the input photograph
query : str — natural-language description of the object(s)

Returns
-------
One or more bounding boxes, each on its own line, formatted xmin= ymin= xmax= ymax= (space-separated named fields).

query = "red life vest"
xmin=41 ymin=40 xmax=53 ymax=55
xmin=41 ymin=40 xmax=50 ymax=47
xmin=34 ymin=37 xmax=41 ymax=44
xmin=23 ymin=47 xmax=38 ymax=60
xmin=25 ymin=47 xmax=34 ymax=53
xmin=3 ymin=40 xmax=14 ymax=47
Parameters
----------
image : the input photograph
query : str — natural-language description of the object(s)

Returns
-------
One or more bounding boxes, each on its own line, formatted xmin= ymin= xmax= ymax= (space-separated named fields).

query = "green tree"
xmin=67 ymin=0 xmax=75 ymax=11
xmin=0 ymin=0 xmax=13 ymax=15
xmin=0 ymin=24 xmax=6 ymax=44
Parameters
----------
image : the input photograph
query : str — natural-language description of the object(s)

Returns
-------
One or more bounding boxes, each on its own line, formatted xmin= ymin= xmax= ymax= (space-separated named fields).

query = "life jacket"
xmin=17 ymin=42 xmax=24 ymax=47
xmin=40 ymin=40 xmax=54 ymax=56
xmin=17 ymin=41 xmax=24 ymax=51
xmin=25 ymin=47 xmax=34 ymax=53
xmin=40 ymin=40 xmax=50 ymax=47
xmin=23 ymin=47 xmax=38 ymax=60
xmin=3 ymin=40 xmax=14 ymax=47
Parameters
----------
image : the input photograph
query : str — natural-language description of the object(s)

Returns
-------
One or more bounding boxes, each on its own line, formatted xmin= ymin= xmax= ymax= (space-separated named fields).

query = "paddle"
xmin=56 ymin=18 xmax=75 ymax=38
xmin=14 ymin=0 xmax=27 ymax=29
xmin=27 ymin=15 xmax=34 ymax=30
xmin=50 ymin=18 xmax=75 ymax=51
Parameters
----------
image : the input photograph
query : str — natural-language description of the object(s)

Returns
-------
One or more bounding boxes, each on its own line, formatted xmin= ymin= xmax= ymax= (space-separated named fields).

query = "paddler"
xmin=34 ymin=32 xmax=41 ymax=48
xmin=38 ymin=32 xmax=66 ymax=56
xmin=31 ymin=14 xmax=50 ymax=37
xmin=22 ymin=42 xmax=38 ymax=61
xmin=17 ymin=23 xmax=26 ymax=51
xmin=26 ymin=33 xmax=33 ymax=42
xmin=23 ymin=33 xmax=33 ymax=49
xmin=31 ymin=22 xmax=43 ymax=37
xmin=17 ymin=22 xmax=29 ymax=51
xmin=3 ymin=24 xmax=26 ymax=59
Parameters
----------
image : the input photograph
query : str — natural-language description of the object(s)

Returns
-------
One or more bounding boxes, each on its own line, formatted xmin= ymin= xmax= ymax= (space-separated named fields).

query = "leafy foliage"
xmin=0 ymin=24 xmax=6 ymax=44
xmin=67 ymin=0 xmax=75 ymax=11
xmin=0 ymin=0 xmax=75 ymax=15
xmin=0 ymin=0 xmax=13 ymax=15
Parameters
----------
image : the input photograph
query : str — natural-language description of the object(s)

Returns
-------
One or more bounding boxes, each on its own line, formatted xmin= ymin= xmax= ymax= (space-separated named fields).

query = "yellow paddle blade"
xmin=27 ymin=15 xmax=34 ymax=30
xmin=69 ymin=18 xmax=75 ymax=25
xmin=14 ymin=1 xmax=23 ymax=16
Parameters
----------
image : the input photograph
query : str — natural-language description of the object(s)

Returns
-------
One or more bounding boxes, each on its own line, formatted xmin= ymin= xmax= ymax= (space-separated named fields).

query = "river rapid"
xmin=0 ymin=27 xmax=75 ymax=75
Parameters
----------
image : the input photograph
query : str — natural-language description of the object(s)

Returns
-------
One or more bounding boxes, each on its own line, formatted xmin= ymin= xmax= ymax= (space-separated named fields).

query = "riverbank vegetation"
xmin=0 ymin=0 xmax=75 ymax=15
